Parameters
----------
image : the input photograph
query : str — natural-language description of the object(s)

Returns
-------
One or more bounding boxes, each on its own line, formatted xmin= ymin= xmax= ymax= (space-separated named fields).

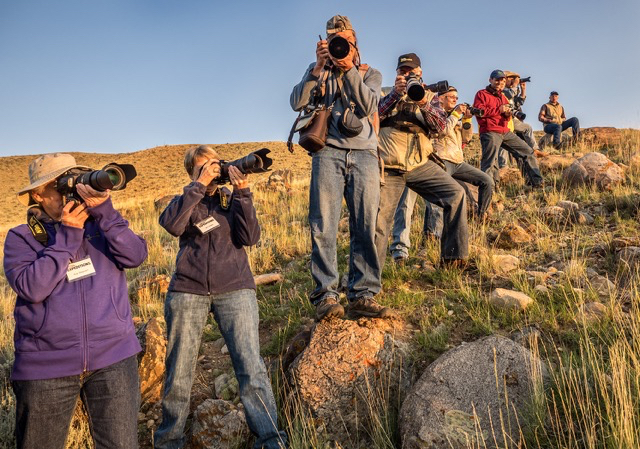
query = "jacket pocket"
xmin=110 ymin=285 xmax=129 ymax=322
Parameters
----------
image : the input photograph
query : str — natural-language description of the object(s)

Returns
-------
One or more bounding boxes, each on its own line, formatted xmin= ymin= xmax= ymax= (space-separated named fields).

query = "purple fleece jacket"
xmin=3 ymin=198 xmax=148 ymax=381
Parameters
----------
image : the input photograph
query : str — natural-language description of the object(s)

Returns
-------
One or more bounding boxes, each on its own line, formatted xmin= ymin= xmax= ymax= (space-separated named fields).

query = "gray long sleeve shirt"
xmin=290 ymin=63 xmax=382 ymax=151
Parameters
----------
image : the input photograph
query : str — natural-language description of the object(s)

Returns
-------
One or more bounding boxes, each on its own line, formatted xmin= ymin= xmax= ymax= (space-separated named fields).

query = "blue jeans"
xmin=375 ymin=161 xmax=469 ymax=267
xmin=308 ymin=146 xmax=381 ymax=303
xmin=424 ymin=161 xmax=495 ymax=237
xmin=12 ymin=355 xmax=140 ymax=449
xmin=154 ymin=290 xmax=286 ymax=449
xmin=544 ymin=117 xmax=580 ymax=147
xmin=390 ymin=187 xmax=418 ymax=259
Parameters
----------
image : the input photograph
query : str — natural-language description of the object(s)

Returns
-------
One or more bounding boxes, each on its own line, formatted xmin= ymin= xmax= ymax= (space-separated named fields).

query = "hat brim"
xmin=397 ymin=62 xmax=419 ymax=70
xmin=17 ymin=164 xmax=90 ymax=206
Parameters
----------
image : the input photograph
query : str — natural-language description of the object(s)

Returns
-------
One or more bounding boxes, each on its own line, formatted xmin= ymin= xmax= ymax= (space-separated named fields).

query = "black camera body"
xmin=506 ymin=104 xmax=526 ymax=121
xmin=404 ymin=75 xmax=449 ymax=102
xmin=462 ymin=103 xmax=485 ymax=117
xmin=217 ymin=148 xmax=273 ymax=184
xmin=56 ymin=163 xmax=137 ymax=202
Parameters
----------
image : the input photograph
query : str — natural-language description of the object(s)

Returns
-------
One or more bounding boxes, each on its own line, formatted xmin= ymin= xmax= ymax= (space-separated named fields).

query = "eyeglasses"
xmin=447 ymin=96 xmax=459 ymax=100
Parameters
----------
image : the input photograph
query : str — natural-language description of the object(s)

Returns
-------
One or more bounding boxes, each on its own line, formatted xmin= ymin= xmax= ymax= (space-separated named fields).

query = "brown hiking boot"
xmin=347 ymin=297 xmax=395 ymax=319
xmin=315 ymin=296 xmax=344 ymax=321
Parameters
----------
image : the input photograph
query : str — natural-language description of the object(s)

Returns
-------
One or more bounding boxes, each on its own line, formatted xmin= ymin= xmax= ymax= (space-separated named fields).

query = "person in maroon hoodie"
xmin=473 ymin=69 xmax=543 ymax=187
xmin=4 ymin=153 xmax=148 ymax=449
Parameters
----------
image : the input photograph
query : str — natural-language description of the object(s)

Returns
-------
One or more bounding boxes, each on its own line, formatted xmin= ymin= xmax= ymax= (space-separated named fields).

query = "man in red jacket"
xmin=473 ymin=69 xmax=543 ymax=187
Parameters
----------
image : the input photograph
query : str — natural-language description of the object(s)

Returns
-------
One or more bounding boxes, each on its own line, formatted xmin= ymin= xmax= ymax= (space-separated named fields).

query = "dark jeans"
xmin=544 ymin=117 xmax=580 ymax=147
xmin=308 ymin=146 xmax=381 ymax=304
xmin=375 ymin=161 xmax=469 ymax=267
xmin=424 ymin=160 xmax=494 ymax=236
xmin=480 ymin=131 xmax=543 ymax=186
xmin=12 ymin=355 xmax=140 ymax=449
xmin=154 ymin=289 xmax=286 ymax=449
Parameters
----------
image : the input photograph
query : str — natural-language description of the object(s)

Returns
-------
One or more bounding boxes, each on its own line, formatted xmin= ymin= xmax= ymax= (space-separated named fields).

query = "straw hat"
xmin=17 ymin=153 xmax=89 ymax=206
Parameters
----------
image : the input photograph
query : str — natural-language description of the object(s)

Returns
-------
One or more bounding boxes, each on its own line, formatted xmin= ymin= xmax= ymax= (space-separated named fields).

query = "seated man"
xmin=424 ymin=86 xmax=495 ymax=237
xmin=473 ymin=69 xmax=543 ymax=187
xmin=539 ymin=91 xmax=581 ymax=148
xmin=375 ymin=53 xmax=468 ymax=268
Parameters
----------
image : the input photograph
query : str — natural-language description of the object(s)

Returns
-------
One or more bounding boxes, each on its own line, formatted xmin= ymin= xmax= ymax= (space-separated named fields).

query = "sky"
xmin=0 ymin=0 xmax=639 ymax=157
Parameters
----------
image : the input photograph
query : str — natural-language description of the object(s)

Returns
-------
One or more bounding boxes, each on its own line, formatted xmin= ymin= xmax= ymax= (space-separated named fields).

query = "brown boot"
xmin=347 ymin=296 xmax=395 ymax=319
xmin=315 ymin=296 xmax=344 ymax=321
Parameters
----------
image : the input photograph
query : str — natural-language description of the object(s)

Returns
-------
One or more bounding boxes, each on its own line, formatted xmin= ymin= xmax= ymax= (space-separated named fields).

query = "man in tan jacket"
xmin=375 ymin=53 xmax=468 ymax=268
xmin=539 ymin=91 xmax=581 ymax=148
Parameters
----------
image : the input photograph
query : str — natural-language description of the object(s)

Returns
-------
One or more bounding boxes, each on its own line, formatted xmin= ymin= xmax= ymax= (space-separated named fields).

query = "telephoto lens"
xmin=405 ymin=74 xmax=426 ymax=102
xmin=328 ymin=36 xmax=351 ymax=60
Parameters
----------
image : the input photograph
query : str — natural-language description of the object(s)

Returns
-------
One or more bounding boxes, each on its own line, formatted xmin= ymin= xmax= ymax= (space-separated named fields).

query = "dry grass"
xmin=0 ymin=130 xmax=639 ymax=448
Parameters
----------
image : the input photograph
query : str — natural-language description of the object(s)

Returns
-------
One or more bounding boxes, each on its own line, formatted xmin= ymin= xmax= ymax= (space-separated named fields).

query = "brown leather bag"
xmin=297 ymin=105 xmax=332 ymax=153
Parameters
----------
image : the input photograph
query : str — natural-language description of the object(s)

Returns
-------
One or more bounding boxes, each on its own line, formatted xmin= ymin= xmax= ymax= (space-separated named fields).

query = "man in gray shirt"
xmin=290 ymin=15 xmax=392 ymax=321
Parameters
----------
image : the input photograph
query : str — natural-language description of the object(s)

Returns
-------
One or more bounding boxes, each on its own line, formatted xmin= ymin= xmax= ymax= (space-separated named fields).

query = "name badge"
xmin=195 ymin=216 xmax=220 ymax=234
xmin=67 ymin=257 xmax=96 ymax=282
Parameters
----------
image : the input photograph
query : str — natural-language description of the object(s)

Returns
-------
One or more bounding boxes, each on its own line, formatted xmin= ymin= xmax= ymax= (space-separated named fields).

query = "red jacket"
xmin=473 ymin=86 xmax=510 ymax=134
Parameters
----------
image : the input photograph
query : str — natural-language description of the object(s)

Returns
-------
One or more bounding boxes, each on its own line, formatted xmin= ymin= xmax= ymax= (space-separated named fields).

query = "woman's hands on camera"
xmin=228 ymin=166 xmax=248 ymax=190
xmin=61 ymin=201 xmax=90 ymax=229
xmin=76 ymin=184 xmax=109 ymax=208
xmin=195 ymin=159 xmax=221 ymax=189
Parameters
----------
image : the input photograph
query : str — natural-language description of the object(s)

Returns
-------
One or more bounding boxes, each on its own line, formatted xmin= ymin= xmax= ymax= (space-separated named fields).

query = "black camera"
xmin=56 ymin=163 xmax=137 ymax=202
xmin=462 ymin=103 xmax=485 ymax=117
xmin=328 ymin=36 xmax=351 ymax=60
xmin=217 ymin=148 xmax=273 ymax=184
xmin=520 ymin=76 xmax=531 ymax=83
xmin=405 ymin=75 xmax=449 ymax=102
xmin=506 ymin=104 xmax=526 ymax=121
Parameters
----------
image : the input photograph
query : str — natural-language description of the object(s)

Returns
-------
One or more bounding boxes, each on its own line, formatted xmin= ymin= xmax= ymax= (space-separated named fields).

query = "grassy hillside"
xmin=0 ymin=131 xmax=639 ymax=448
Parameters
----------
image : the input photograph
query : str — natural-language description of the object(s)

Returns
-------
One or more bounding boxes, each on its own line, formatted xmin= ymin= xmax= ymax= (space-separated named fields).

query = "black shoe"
xmin=347 ymin=297 xmax=395 ymax=319
xmin=315 ymin=296 xmax=344 ymax=321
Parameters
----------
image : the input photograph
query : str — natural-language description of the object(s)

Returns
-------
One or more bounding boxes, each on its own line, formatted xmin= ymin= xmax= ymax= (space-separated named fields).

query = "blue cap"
xmin=490 ymin=69 xmax=506 ymax=79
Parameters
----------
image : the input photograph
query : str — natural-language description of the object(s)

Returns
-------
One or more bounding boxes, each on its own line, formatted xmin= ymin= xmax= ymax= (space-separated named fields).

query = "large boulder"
xmin=288 ymin=317 xmax=407 ymax=447
xmin=136 ymin=317 xmax=167 ymax=409
xmin=537 ymin=153 xmax=577 ymax=170
xmin=400 ymin=335 xmax=547 ymax=449
xmin=190 ymin=399 xmax=250 ymax=449
xmin=562 ymin=152 xmax=624 ymax=190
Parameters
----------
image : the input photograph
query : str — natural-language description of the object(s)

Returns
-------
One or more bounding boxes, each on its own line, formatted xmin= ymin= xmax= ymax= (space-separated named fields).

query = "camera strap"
xmin=26 ymin=205 xmax=50 ymax=246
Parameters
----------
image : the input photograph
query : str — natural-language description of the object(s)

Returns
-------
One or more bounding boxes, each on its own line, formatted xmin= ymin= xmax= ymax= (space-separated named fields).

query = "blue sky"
xmin=0 ymin=0 xmax=638 ymax=156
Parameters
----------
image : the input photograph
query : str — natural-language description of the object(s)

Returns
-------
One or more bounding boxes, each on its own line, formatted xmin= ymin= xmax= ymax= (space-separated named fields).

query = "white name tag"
xmin=195 ymin=216 xmax=220 ymax=234
xmin=67 ymin=257 xmax=96 ymax=282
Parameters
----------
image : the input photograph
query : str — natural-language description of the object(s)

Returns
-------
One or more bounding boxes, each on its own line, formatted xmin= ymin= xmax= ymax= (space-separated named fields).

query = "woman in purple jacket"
xmin=154 ymin=145 xmax=286 ymax=449
xmin=3 ymin=153 xmax=148 ymax=448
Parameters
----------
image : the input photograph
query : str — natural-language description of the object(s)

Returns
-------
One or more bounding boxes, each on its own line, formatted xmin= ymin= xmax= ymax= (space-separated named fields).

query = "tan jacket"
xmin=378 ymin=88 xmax=436 ymax=172
xmin=433 ymin=111 xmax=473 ymax=164
xmin=540 ymin=102 xmax=565 ymax=125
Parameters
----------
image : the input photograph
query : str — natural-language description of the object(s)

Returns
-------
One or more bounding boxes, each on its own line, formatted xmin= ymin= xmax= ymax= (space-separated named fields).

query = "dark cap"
xmin=326 ymin=15 xmax=353 ymax=35
xmin=397 ymin=53 xmax=421 ymax=69
xmin=550 ymin=91 xmax=559 ymax=96
xmin=490 ymin=69 xmax=506 ymax=79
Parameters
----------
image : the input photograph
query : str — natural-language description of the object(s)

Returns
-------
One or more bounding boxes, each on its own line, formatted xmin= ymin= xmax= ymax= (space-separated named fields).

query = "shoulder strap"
xmin=356 ymin=64 xmax=380 ymax=134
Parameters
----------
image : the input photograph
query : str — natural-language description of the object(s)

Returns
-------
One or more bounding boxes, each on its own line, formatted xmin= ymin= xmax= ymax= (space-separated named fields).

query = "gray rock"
xmin=214 ymin=374 xmax=230 ymax=399
xmin=557 ymin=200 xmax=580 ymax=213
xmin=400 ymin=335 xmax=547 ymax=449
xmin=618 ymin=246 xmax=640 ymax=269
xmin=589 ymin=274 xmax=616 ymax=298
xmin=577 ymin=302 xmax=608 ymax=323
xmin=562 ymin=152 xmax=624 ymax=190
xmin=492 ymin=254 xmax=520 ymax=274
xmin=490 ymin=288 xmax=534 ymax=311
xmin=190 ymin=399 xmax=250 ymax=449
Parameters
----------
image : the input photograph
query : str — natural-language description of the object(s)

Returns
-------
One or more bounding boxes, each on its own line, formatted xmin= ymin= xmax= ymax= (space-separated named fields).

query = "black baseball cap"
xmin=550 ymin=91 xmax=559 ymax=95
xmin=490 ymin=69 xmax=506 ymax=79
xmin=397 ymin=53 xmax=421 ymax=69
